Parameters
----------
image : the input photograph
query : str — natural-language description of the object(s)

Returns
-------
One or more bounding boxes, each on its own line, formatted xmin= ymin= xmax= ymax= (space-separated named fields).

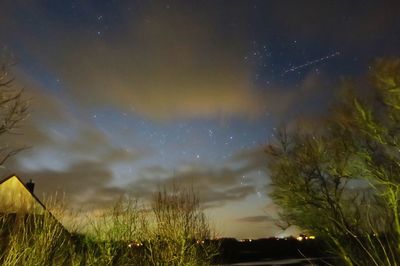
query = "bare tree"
xmin=0 ymin=50 xmax=29 ymax=165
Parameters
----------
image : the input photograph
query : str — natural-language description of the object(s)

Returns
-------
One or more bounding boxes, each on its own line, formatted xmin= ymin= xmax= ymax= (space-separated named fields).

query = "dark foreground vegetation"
xmin=214 ymin=237 xmax=331 ymax=264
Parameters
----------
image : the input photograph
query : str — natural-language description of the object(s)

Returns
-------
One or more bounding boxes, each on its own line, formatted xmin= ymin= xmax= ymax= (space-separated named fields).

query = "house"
xmin=0 ymin=175 xmax=73 ymax=264
xmin=0 ymin=174 xmax=68 ymax=235
xmin=0 ymin=174 xmax=46 ymax=214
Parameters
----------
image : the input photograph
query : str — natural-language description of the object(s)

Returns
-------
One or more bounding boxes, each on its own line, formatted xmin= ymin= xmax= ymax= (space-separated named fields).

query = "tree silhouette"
xmin=0 ymin=51 xmax=29 ymax=165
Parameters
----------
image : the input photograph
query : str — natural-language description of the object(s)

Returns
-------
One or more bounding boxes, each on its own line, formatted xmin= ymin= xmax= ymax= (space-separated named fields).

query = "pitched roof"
xmin=0 ymin=174 xmax=47 ymax=213
xmin=0 ymin=174 xmax=45 ymax=213
xmin=0 ymin=174 xmax=70 ymax=234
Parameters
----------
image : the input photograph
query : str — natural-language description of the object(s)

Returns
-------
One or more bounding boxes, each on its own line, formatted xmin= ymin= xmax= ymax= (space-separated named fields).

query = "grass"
xmin=0 ymin=186 xmax=218 ymax=265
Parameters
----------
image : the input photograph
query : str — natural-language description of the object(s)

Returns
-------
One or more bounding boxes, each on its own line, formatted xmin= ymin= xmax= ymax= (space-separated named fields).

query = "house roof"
xmin=0 ymin=174 xmax=69 ymax=233
xmin=0 ymin=174 xmax=47 ymax=211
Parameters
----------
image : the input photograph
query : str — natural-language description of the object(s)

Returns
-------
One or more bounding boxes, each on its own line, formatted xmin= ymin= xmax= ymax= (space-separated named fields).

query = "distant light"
xmin=309 ymin=236 xmax=315 ymax=239
xmin=128 ymin=241 xmax=143 ymax=248
xmin=296 ymin=236 xmax=303 ymax=241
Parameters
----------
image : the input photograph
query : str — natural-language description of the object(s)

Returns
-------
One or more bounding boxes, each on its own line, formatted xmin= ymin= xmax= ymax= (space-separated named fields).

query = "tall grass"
xmin=0 ymin=211 xmax=73 ymax=265
xmin=0 ymin=186 xmax=218 ymax=265
xmin=82 ymin=197 xmax=147 ymax=265
xmin=145 ymin=186 xmax=219 ymax=265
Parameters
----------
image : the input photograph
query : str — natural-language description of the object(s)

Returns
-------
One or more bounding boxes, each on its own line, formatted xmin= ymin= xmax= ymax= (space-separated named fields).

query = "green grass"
xmin=0 ymin=187 xmax=218 ymax=266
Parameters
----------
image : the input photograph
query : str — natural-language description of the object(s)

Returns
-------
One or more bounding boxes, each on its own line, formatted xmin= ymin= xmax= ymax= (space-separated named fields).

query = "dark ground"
xmin=212 ymin=237 xmax=337 ymax=265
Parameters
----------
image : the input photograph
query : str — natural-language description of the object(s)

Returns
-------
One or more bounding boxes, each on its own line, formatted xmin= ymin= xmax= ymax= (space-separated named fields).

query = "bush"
xmin=144 ymin=186 xmax=219 ymax=265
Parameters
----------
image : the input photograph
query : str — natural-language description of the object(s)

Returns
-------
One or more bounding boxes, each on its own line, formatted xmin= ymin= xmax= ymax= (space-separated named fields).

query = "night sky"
xmin=0 ymin=1 xmax=400 ymax=238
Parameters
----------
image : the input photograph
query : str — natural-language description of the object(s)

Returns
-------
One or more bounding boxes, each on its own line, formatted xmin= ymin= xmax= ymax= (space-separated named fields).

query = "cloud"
xmin=261 ymin=71 xmax=337 ymax=123
xmin=0 ymin=71 xmax=146 ymax=170
xmin=0 ymin=2 xmax=356 ymax=123
xmin=1 ymin=146 xmax=264 ymax=211
xmin=127 ymin=165 xmax=254 ymax=208
xmin=11 ymin=127 xmax=142 ymax=209
xmin=14 ymin=160 xmax=125 ymax=210
xmin=9 ymin=114 xmax=142 ymax=172
xmin=127 ymin=146 xmax=268 ymax=208
xmin=0 ymin=73 xmax=144 ymax=209
xmin=236 ymin=215 xmax=273 ymax=223
xmin=231 ymin=148 xmax=267 ymax=172
xmin=0 ymin=1 xmax=264 ymax=121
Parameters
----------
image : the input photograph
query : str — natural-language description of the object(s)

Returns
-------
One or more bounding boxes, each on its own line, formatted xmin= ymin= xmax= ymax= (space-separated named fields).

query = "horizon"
xmin=0 ymin=1 xmax=399 ymax=239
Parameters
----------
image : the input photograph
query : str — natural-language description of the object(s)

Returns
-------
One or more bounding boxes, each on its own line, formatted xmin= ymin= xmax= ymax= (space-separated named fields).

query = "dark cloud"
xmin=128 ymin=146 xmax=268 ymax=208
xmin=263 ymin=71 xmax=336 ymax=120
xmin=128 ymin=166 xmax=255 ymax=208
xmin=2 ymin=157 xmax=130 ymax=211
xmin=231 ymin=148 xmax=267 ymax=173
xmin=236 ymin=215 xmax=273 ymax=223
xmin=14 ymin=160 xmax=117 ymax=207
xmin=204 ymin=185 xmax=254 ymax=208
xmin=9 ymin=130 xmax=142 ymax=209
xmin=2 ymin=148 xmax=263 ymax=210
